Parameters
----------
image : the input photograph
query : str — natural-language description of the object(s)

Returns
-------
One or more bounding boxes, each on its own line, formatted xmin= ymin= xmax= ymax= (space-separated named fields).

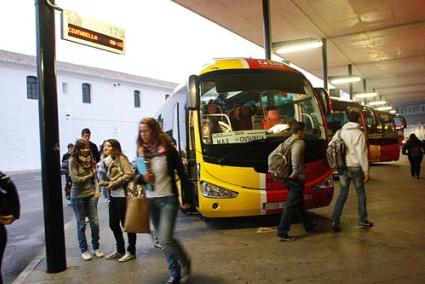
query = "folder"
xmin=135 ymin=157 xmax=153 ymax=192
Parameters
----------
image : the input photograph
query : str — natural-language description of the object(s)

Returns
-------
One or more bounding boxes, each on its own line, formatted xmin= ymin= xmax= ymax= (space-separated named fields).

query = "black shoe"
xmin=359 ymin=220 xmax=374 ymax=228
xmin=279 ymin=235 xmax=297 ymax=241
xmin=305 ymin=222 xmax=319 ymax=233
xmin=180 ymin=259 xmax=191 ymax=283
xmin=331 ymin=223 xmax=341 ymax=232
xmin=165 ymin=276 xmax=180 ymax=284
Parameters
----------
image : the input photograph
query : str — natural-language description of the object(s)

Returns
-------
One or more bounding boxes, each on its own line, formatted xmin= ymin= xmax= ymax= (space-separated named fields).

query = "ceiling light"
xmin=389 ymin=110 xmax=397 ymax=114
xmin=376 ymin=106 xmax=392 ymax=111
xmin=272 ymin=38 xmax=323 ymax=54
xmin=329 ymin=76 xmax=362 ymax=85
xmin=368 ymin=100 xmax=387 ymax=106
xmin=354 ymin=92 xmax=378 ymax=99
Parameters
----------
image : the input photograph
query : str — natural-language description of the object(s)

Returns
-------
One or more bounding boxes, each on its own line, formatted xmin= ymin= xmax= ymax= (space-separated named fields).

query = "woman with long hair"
xmin=100 ymin=139 xmax=136 ymax=262
xmin=136 ymin=117 xmax=191 ymax=284
xmin=402 ymin=133 xmax=425 ymax=179
xmin=69 ymin=139 xmax=103 ymax=261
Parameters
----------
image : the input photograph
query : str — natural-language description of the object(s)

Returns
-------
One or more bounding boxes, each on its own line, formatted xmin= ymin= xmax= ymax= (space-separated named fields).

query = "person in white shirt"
xmin=330 ymin=111 xmax=373 ymax=232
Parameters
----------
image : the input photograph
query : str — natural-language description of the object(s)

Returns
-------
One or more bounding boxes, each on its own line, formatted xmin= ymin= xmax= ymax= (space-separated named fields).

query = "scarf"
xmin=78 ymin=155 xmax=92 ymax=169
xmin=142 ymin=142 xmax=166 ymax=160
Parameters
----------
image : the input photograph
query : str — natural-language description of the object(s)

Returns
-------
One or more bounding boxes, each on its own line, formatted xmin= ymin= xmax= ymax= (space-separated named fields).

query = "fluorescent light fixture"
xmin=329 ymin=76 xmax=362 ymax=85
xmin=368 ymin=100 xmax=387 ymax=106
xmin=376 ymin=106 xmax=392 ymax=111
xmin=354 ymin=92 xmax=378 ymax=99
xmin=389 ymin=110 xmax=397 ymax=114
xmin=273 ymin=38 xmax=323 ymax=54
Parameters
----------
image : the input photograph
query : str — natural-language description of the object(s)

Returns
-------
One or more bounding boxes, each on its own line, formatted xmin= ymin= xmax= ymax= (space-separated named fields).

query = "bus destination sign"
xmin=61 ymin=10 xmax=125 ymax=55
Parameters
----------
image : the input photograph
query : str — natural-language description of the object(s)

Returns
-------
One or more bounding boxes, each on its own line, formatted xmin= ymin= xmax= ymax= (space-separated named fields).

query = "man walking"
xmin=331 ymin=111 xmax=373 ymax=232
xmin=277 ymin=121 xmax=317 ymax=241
xmin=0 ymin=171 xmax=20 ymax=284
xmin=81 ymin=128 xmax=100 ymax=163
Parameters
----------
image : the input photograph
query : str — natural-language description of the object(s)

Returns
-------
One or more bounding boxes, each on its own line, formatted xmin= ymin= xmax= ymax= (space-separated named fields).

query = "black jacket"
xmin=136 ymin=149 xmax=191 ymax=204
xmin=89 ymin=141 xmax=100 ymax=163
xmin=402 ymin=139 xmax=425 ymax=158
xmin=0 ymin=171 xmax=20 ymax=218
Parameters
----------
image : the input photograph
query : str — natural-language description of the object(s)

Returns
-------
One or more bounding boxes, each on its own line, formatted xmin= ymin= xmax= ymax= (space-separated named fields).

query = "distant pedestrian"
xmin=277 ymin=121 xmax=317 ymax=241
xmin=331 ymin=111 xmax=373 ymax=232
xmin=69 ymin=139 xmax=103 ymax=261
xmin=61 ymin=143 xmax=74 ymax=203
xmin=100 ymin=139 xmax=136 ymax=262
xmin=96 ymin=141 xmax=110 ymax=203
xmin=81 ymin=128 xmax=101 ymax=163
xmin=0 ymin=171 xmax=20 ymax=284
xmin=402 ymin=133 xmax=425 ymax=179
xmin=136 ymin=117 xmax=191 ymax=284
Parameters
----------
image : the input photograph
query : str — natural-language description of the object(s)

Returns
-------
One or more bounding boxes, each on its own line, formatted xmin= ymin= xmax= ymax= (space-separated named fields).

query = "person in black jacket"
xmin=0 ymin=171 xmax=20 ymax=284
xmin=402 ymin=133 xmax=425 ymax=179
xmin=81 ymin=128 xmax=101 ymax=163
xmin=136 ymin=117 xmax=191 ymax=284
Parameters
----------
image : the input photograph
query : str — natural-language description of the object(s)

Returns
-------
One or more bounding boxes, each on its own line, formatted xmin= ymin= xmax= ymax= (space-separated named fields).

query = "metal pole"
xmin=262 ymin=0 xmax=271 ymax=60
xmin=322 ymin=38 xmax=328 ymax=90
xmin=363 ymin=79 xmax=367 ymax=92
xmin=348 ymin=64 xmax=353 ymax=100
xmin=35 ymin=0 xmax=67 ymax=273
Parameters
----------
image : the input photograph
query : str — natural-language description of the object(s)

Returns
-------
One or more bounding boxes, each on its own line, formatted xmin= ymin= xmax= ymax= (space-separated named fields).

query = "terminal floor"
xmin=20 ymin=156 xmax=425 ymax=283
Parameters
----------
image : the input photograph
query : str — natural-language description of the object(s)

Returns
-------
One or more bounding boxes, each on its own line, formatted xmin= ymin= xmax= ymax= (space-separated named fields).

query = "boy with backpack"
xmin=329 ymin=111 xmax=373 ymax=232
xmin=271 ymin=121 xmax=317 ymax=241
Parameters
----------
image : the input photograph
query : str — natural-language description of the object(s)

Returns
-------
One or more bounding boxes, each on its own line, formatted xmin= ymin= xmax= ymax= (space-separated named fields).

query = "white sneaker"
xmin=118 ymin=252 xmax=135 ymax=262
xmin=81 ymin=251 xmax=92 ymax=261
xmin=94 ymin=249 xmax=104 ymax=258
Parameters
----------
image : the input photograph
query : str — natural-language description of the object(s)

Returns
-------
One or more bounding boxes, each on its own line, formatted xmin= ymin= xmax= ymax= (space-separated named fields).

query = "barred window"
xmin=134 ymin=90 xmax=141 ymax=108
xmin=82 ymin=83 xmax=91 ymax=104
xmin=26 ymin=76 xmax=38 ymax=99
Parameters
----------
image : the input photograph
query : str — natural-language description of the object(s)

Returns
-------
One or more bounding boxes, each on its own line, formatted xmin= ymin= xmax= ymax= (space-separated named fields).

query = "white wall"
xmin=0 ymin=63 xmax=173 ymax=171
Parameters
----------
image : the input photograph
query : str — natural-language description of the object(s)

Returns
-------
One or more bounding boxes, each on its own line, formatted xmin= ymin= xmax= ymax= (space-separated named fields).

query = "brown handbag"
xmin=123 ymin=182 xmax=150 ymax=234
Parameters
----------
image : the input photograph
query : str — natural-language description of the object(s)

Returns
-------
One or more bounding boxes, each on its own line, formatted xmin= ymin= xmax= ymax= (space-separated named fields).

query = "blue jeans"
xmin=149 ymin=195 xmax=189 ymax=278
xmin=72 ymin=195 xmax=100 ymax=253
xmin=333 ymin=167 xmax=368 ymax=225
xmin=277 ymin=179 xmax=313 ymax=236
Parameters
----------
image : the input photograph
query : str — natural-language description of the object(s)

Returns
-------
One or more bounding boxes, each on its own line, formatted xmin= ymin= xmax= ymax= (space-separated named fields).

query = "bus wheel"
xmin=199 ymin=215 xmax=210 ymax=222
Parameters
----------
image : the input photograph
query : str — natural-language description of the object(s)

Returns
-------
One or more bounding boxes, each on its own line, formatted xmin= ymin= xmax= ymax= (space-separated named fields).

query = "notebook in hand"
xmin=135 ymin=157 xmax=153 ymax=192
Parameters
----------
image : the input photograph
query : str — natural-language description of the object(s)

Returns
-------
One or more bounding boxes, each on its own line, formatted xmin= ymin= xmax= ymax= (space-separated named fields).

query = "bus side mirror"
xmin=187 ymin=75 xmax=200 ymax=110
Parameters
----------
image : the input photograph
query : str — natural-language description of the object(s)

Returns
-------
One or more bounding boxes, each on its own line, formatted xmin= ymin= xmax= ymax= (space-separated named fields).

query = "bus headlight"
xmin=201 ymin=181 xmax=239 ymax=199
xmin=312 ymin=175 xmax=334 ymax=191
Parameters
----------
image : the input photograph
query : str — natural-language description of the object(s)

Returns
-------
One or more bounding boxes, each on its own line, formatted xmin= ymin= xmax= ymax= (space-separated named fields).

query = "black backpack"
xmin=326 ymin=130 xmax=346 ymax=169
xmin=268 ymin=138 xmax=299 ymax=179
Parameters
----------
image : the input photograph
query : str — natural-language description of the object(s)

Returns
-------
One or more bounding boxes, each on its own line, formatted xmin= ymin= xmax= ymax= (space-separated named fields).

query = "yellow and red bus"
xmin=157 ymin=58 xmax=334 ymax=218
xmin=316 ymin=87 xmax=403 ymax=163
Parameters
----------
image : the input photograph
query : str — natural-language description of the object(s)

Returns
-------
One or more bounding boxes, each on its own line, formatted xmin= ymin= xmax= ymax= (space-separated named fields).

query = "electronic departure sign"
xmin=61 ymin=10 xmax=125 ymax=55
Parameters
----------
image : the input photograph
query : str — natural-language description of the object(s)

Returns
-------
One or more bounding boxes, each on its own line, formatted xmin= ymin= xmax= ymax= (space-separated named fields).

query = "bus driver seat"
xmin=263 ymin=109 xmax=282 ymax=130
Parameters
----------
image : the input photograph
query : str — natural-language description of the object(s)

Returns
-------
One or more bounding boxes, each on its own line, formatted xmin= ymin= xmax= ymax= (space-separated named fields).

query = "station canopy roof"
xmin=172 ymin=0 xmax=425 ymax=107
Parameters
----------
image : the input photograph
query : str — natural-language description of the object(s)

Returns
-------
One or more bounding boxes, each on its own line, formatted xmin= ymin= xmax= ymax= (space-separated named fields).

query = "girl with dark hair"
xmin=69 ymin=139 xmax=103 ymax=261
xmin=136 ymin=117 xmax=191 ymax=284
xmin=100 ymin=139 xmax=136 ymax=262
xmin=402 ymin=133 xmax=425 ymax=179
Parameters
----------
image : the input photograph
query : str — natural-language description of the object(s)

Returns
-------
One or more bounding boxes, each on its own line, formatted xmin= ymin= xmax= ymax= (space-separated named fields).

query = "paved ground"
xmin=5 ymin=155 xmax=425 ymax=284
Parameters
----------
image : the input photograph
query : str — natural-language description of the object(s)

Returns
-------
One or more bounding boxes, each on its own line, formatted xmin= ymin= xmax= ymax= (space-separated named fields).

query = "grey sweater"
xmin=285 ymin=136 xmax=305 ymax=181
xmin=69 ymin=158 xmax=97 ymax=199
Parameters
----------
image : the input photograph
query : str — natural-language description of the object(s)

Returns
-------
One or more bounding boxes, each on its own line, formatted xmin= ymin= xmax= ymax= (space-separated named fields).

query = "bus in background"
xmin=362 ymin=106 xmax=400 ymax=162
xmin=157 ymin=58 xmax=334 ymax=218
xmin=394 ymin=114 xmax=407 ymax=145
xmin=314 ymin=87 xmax=367 ymax=137
xmin=315 ymin=87 xmax=400 ymax=163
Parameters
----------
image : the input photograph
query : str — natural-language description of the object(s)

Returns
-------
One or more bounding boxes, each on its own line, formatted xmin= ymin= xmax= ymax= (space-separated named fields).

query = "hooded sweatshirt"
xmin=331 ymin=122 xmax=369 ymax=173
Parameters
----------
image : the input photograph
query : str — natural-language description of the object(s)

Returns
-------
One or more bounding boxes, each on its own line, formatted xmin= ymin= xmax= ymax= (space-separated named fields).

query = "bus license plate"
xmin=263 ymin=202 xmax=284 ymax=210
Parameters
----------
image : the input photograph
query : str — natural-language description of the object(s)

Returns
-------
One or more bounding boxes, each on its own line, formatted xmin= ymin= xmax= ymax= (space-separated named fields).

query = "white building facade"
xmin=0 ymin=49 xmax=177 ymax=171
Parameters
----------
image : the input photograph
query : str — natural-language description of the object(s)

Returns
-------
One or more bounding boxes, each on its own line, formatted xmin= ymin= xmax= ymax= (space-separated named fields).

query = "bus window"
xmin=199 ymin=71 xmax=325 ymax=145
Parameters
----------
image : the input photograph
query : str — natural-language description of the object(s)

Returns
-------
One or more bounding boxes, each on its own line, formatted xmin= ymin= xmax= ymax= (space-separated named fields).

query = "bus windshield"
xmin=199 ymin=70 xmax=325 ymax=146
